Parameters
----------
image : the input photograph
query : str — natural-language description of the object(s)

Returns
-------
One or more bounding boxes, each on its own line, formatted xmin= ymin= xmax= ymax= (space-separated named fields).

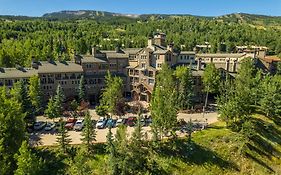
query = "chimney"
xmin=31 ymin=60 xmax=39 ymax=69
xmin=74 ymin=55 xmax=82 ymax=65
xmin=92 ymin=47 xmax=97 ymax=56
xmin=148 ymin=37 xmax=153 ymax=47
xmin=115 ymin=46 xmax=121 ymax=53
xmin=225 ymin=59 xmax=230 ymax=72
xmin=197 ymin=58 xmax=202 ymax=70
xmin=167 ymin=43 xmax=174 ymax=52
xmin=233 ymin=60 xmax=237 ymax=72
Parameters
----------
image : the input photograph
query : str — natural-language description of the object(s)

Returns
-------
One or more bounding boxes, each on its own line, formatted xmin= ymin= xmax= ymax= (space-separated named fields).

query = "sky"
xmin=0 ymin=0 xmax=281 ymax=17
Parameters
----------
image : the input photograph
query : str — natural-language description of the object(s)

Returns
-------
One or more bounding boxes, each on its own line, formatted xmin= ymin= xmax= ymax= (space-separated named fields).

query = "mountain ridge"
xmin=1 ymin=10 xmax=281 ymax=26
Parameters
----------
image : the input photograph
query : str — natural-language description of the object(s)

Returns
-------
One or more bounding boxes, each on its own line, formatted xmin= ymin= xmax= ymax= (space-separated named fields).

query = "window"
xmin=157 ymin=63 xmax=162 ymax=68
xmin=155 ymin=54 xmax=160 ymax=60
xmin=141 ymin=63 xmax=145 ymax=68
xmin=148 ymin=79 xmax=154 ymax=85
xmin=166 ymin=54 xmax=172 ymax=62
xmin=141 ymin=55 xmax=147 ymax=60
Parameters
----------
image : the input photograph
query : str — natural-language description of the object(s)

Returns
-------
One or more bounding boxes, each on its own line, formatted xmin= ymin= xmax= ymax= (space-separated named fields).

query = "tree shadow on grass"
xmin=154 ymin=139 xmax=239 ymax=172
xmin=244 ymin=117 xmax=281 ymax=173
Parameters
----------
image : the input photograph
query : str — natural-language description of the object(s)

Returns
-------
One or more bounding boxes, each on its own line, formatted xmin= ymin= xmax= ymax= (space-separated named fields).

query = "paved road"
xmin=30 ymin=111 xmax=218 ymax=147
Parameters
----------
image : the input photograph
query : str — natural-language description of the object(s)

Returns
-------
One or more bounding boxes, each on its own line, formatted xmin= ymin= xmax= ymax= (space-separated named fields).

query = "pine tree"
xmin=11 ymin=80 xmax=34 ymax=122
xmin=81 ymin=111 xmax=96 ymax=153
xmin=28 ymin=75 xmax=42 ymax=112
xmin=56 ymin=120 xmax=71 ymax=153
xmin=78 ymin=75 xmax=86 ymax=102
xmin=54 ymin=85 xmax=65 ymax=117
xmin=44 ymin=96 xmax=58 ymax=121
xmin=14 ymin=141 xmax=42 ymax=175
xmin=106 ymin=127 xmax=118 ymax=175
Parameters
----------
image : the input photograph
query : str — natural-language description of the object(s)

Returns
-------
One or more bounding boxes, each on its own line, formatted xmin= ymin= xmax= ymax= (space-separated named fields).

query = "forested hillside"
xmin=0 ymin=11 xmax=281 ymax=68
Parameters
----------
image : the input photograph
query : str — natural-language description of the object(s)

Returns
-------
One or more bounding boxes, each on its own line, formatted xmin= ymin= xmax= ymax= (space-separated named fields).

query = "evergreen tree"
xmin=56 ymin=120 xmax=71 ymax=153
xmin=106 ymin=127 xmax=118 ymax=175
xmin=28 ymin=75 xmax=42 ymax=111
xmin=14 ymin=141 xmax=42 ymax=175
xmin=78 ymin=75 xmax=86 ymax=102
xmin=54 ymin=85 xmax=65 ymax=117
xmin=44 ymin=96 xmax=58 ymax=120
xmin=11 ymin=80 xmax=34 ymax=122
xmin=81 ymin=111 xmax=96 ymax=153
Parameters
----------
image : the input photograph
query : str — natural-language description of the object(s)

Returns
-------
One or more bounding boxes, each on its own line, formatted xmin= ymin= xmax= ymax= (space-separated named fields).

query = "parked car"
xmin=34 ymin=121 xmax=46 ymax=131
xmin=106 ymin=118 xmax=116 ymax=128
xmin=96 ymin=117 xmax=107 ymax=129
xmin=74 ymin=119 xmax=84 ymax=131
xmin=44 ymin=122 xmax=56 ymax=131
xmin=140 ymin=117 xmax=146 ymax=126
xmin=116 ymin=118 xmax=125 ymax=127
xmin=126 ymin=117 xmax=137 ymax=127
xmin=65 ymin=118 xmax=77 ymax=130
xmin=145 ymin=116 xmax=152 ymax=126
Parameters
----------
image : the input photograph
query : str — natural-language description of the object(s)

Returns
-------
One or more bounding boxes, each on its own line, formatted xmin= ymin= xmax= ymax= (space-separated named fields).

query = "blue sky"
xmin=0 ymin=0 xmax=281 ymax=17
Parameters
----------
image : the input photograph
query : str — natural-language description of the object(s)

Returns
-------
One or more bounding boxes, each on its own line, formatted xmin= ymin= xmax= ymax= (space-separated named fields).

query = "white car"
xmin=116 ymin=118 xmax=125 ymax=127
xmin=96 ymin=117 xmax=107 ymax=129
xmin=44 ymin=122 xmax=56 ymax=131
xmin=74 ymin=119 xmax=84 ymax=131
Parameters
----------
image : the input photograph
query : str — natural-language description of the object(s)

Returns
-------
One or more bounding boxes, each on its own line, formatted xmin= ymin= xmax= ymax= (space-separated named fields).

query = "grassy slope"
xmin=37 ymin=115 xmax=281 ymax=175
xmin=153 ymin=117 xmax=281 ymax=175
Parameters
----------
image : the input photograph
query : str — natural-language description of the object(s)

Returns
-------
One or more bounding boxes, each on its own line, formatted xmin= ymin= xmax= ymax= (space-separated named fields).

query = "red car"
xmin=65 ymin=118 xmax=77 ymax=130
xmin=126 ymin=117 xmax=137 ymax=127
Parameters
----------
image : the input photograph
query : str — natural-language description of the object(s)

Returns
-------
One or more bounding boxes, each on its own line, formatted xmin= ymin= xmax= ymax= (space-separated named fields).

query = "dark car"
xmin=106 ymin=118 xmax=116 ymax=128
xmin=65 ymin=118 xmax=77 ymax=130
xmin=126 ymin=117 xmax=137 ymax=127
xmin=34 ymin=121 xmax=46 ymax=131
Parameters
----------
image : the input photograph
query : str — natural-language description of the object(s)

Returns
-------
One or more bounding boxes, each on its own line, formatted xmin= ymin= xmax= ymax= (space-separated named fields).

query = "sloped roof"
xmin=0 ymin=68 xmax=38 ymax=79
xmin=100 ymin=50 xmax=129 ymax=59
xmin=196 ymin=53 xmax=246 ymax=58
xmin=180 ymin=51 xmax=196 ymax=55
xmin=81 ymin=55 xmax=107 ymax=63
xmin=154 ymin=50 xmax=169 ymax=54
xmin=122 ymin=48 xmax=142 ymax=55
xmin=38 ymin=61 xmax=83 ymax=74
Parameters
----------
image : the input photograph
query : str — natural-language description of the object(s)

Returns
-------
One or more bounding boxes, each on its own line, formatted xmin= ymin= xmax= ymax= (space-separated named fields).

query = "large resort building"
xmin=0 ymin=33 xmax=278 ymax=103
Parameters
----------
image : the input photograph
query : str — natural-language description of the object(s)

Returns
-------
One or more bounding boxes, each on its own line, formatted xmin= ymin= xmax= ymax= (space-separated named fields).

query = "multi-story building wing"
xmin=0 ymin=32 xmax=274 ymax=104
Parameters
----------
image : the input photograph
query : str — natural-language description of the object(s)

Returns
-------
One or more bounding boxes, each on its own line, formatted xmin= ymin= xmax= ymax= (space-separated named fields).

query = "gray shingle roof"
xmin=100 ymin=50 xmax=129 ymax=59
xmin=122 ymin=48 xmax=142 ymax=55
xmin=81 ymin=55 xmax=107 ymax=63
xmin=196 ymin=53 xmax=246 ymax=58
xmin=154 ymin=50 xmax=168 ymax=54
xmin=38 ymin=61 xmax=83 ymax=74
xmin=180 ymin=51 xmax=196 ymax=55
xmin=0 ymin=68 xmax=38 ymax=79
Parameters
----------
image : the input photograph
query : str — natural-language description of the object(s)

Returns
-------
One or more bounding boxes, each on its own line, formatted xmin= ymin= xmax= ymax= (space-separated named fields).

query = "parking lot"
xmin=30 ymin=110 xmax=218 ymax=146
